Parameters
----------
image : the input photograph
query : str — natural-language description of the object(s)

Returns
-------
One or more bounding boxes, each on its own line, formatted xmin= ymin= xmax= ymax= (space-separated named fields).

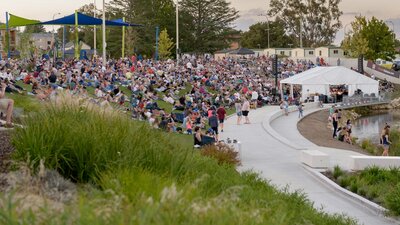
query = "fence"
xmin=339 ymin=93 xmax=390 ymax=108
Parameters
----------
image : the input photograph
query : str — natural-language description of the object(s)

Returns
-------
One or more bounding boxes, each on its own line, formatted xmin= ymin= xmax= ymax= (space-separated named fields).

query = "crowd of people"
xmin=1 ymin=54 xmax=397 ymax=153
xmin=0 ymin=55 xmax=322 ymax=145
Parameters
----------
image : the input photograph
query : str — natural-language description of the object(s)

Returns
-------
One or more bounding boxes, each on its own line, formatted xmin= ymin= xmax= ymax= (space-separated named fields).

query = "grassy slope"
xmin=2 ymin=99 xmax=356 ymax=225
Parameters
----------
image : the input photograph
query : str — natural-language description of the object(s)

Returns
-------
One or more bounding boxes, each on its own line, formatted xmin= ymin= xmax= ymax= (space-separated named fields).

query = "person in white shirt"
xmin=241 ymin=98 xmax=251 ymax=124
xmin=0 ymin=81 xmax=14 ymax=127
xmin=251 ymin=90 xmax=259 ymax=101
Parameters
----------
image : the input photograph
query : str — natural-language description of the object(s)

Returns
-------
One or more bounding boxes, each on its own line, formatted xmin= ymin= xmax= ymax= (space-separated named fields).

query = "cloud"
xmin=385 ymin=18 xmax=400 ymax=38
xmin=342 ymin=11 xmax=359 ymax=16
xmin=233 ymin=8 xmax=265 ymax=31
xmin=234 ymin=18 xmax=258 ymax=31
xmin=240 ymin=8 xmax=265 ymax=17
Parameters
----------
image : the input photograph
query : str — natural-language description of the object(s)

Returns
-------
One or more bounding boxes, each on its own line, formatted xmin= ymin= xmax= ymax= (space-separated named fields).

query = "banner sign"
xmin=367 ymin=61 xmax=400 ymax=78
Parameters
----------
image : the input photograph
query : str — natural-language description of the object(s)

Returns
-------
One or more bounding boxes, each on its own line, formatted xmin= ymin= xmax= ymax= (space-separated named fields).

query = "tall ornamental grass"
xmin=331 ymin=166 xmax=400 ymax=215
xmin=12 ymin=97 xmax=193 ymax=183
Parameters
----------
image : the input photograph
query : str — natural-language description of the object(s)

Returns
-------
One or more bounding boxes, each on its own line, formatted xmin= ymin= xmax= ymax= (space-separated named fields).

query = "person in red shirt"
xmin=216 ymin=105 xmax=226 ymax=132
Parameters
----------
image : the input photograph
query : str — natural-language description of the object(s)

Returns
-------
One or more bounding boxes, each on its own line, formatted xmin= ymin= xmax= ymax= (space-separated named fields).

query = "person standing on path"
xmin=235 ymin=99 xmax=242 ymax=125
xmin=382 ymin=125 xmax=391 ymax=156
xmin=242 ymin=98 xmax=251 ymax=124
xmin=217 ymin=105 xmax=226 ymax=132
xmin=208 ymin=111 xmax=219 ymax=141
xmin=332 ymin=109 xmax=339 ymax=139
xmin=280 ymin=100 xmax=289 ymax=116
xmin=298 ymin=102 xmax=304 ymax=118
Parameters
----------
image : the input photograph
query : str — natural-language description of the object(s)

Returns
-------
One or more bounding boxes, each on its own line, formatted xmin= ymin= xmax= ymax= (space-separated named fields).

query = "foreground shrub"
xmin=329 ymin=166 xmax=400 ymax=216
xmin=360 ymin=139 xmax=378 ymax=155
xmin=389 ymin=130 xmax=400 ymax=156
xmin=200 ymin=143 xmax=240 ymax=166
xmin=338 ymin=176 xmax=351 ymax=188
xmin=332 ymin=165 xmax=343 ymax=180
xmin=385 ymin=183 xmax=400 ymax=216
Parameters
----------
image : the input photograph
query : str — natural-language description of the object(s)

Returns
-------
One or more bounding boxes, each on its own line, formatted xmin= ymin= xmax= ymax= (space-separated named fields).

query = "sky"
xmin=2 ymin=0 xmax=400 ymax=45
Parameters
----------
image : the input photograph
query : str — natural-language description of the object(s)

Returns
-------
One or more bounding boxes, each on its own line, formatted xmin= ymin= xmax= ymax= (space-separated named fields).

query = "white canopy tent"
xmin=280 ymin=66 xmax=379 ymax=100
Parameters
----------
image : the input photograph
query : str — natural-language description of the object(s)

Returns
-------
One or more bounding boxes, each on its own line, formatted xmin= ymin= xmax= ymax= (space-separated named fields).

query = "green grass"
xmin=329 ymin=166 xmax=400 ymax=216
xmin=358 ymin=130 xmax=400 ymax=156
xmin=5 ymin=97 xmax=357 ymax=224
xmin=5 ymin=93 xmax=42 ymax=114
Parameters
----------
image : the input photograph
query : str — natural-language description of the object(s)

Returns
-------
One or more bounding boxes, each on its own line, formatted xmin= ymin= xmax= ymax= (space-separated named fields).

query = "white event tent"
xmin=280 ymin=66 xmax=379 ymax=100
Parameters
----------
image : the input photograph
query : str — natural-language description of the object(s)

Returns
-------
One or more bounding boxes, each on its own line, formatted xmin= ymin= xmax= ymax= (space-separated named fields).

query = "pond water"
xmin=352 ymin=110 xmax=400 ymax=144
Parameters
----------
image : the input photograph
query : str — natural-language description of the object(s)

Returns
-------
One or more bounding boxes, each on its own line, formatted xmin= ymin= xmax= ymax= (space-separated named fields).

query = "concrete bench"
xmin=351 ymin=156 xmax=400 ymax=170
xmin=301 ymin=150 xmax=329 ymax=168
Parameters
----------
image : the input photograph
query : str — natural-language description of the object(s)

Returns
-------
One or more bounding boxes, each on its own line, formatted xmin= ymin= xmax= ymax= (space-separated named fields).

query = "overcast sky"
xmin=2 ymin=0 xmax=400 ymax=45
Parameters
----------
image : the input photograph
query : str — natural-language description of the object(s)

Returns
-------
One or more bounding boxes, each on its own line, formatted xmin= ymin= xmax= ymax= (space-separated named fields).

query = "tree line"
xmin=19 ymin=0 xmax=399 ymax=61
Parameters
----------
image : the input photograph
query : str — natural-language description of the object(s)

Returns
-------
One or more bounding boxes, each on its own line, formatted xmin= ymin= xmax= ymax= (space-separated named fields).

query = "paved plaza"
xmin=221 ymin=106 xmax=397 ymax=225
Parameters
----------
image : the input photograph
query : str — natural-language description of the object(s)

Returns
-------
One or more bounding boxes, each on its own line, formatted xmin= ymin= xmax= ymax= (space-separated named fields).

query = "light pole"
xmin=386 ymin=20 xmax=396 ymax=44
xmin=94 ymin=0 xmax=97 ymax=57
xmin=258 ymin=14 xmax=270 ymax=49
xmin=52 ymin=13 xmax=61 ymax=35
xmin=52 ymin=13 xmax=61 ymax=63
xmin=102 ymin=0 xmax=106 ymax=66
xmin=299 ymin=18 xmax=303 ymax=48
xmin=175 ymin=0 xmax=180 ymax=65
xmin=344 ymin=23 xmax=352 ymax=37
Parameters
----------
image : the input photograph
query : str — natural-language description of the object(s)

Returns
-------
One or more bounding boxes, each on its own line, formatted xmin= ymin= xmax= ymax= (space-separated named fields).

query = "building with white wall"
xmin=315 ymin=46 xmax=346 ymax=58
xmin=30 ymin=33 xmax=54 ymax=51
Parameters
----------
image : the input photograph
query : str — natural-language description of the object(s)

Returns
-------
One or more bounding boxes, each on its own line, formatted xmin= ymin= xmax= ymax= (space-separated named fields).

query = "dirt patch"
xmin=298 ymin=109 xmax=368 ymax=154
xmin=0 ymin=131 xmax=14 ymax=173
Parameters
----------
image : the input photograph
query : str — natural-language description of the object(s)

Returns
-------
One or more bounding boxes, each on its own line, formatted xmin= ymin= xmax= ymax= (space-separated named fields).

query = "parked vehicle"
xmin=392 ymin=60 xmax=400 ymax=71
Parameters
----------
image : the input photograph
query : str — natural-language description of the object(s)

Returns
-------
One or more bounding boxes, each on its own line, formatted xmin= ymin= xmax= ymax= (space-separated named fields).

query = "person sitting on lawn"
xmin=0 ymin=81 xmax=14 ymax=128
xmin=194 ymin=126 xmax=202 ymax=147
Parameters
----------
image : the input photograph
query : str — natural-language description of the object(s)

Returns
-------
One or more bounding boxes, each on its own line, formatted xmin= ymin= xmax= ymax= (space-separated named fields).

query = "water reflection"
xmin=352 ymin=110 xmax=400 ymax=144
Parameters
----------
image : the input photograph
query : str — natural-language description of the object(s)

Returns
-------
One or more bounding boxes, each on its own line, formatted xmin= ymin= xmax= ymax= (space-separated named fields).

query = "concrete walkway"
xmin=220 ymin=106 xmax=396 ymax=225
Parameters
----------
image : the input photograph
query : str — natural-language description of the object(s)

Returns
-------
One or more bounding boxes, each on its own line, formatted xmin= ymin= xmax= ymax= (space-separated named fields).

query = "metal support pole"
xmin=155 ymin=26 xmax=159 ymax=61
xmin=52 ymin=13 xmax=60 ymax=63
xmin=74 ymin=10 xmax=79 ymax=59
xmin=62 ymin=25 xmax=66 ymax=60
xmin=176 ymin=1 xmax=179 ymax=65
xmin=102 ymin=0 xmax=106 ymax=65
xmin=299 ymin=19 xmax=303 ymax=48
xmin=122 ymin=17 xmax=125 ymax=58
xmin=267 ymin=19 xmax=270 ymax=49
xmin=386 ymin=21 xmax=395 ymax=44
xmin=6 ymin=12 xmax=10 ymax=59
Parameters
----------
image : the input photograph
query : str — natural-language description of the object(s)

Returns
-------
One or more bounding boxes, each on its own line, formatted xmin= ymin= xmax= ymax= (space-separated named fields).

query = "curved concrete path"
xmin=220 ymin=106 xmax=397 ymax=225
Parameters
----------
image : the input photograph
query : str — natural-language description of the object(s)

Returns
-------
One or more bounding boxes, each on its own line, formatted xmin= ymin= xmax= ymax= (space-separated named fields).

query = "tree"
xmin=179 ymin=0 xmax=239 ymax=53
xmin=240 ymin=20 xmax=292 ymax=49
xmin=158 ymin=28 xmax=174 ymax=59
xmin=109 ymin=0 xmax=176 ymax=57
xmin=268 ymin=0 xmax=342 ymax=47
xmin=341 ymin=16 xmax=369 ymax=57
xmin=342 ymin=16 xmax=396 ymax=60
xmin=394 ymin=39 xmax=400 ymax=48
xmin=17 ymin=32 xmax=35 ymax=59
xmin=24 ymin=25 xmax=46 ymax=33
